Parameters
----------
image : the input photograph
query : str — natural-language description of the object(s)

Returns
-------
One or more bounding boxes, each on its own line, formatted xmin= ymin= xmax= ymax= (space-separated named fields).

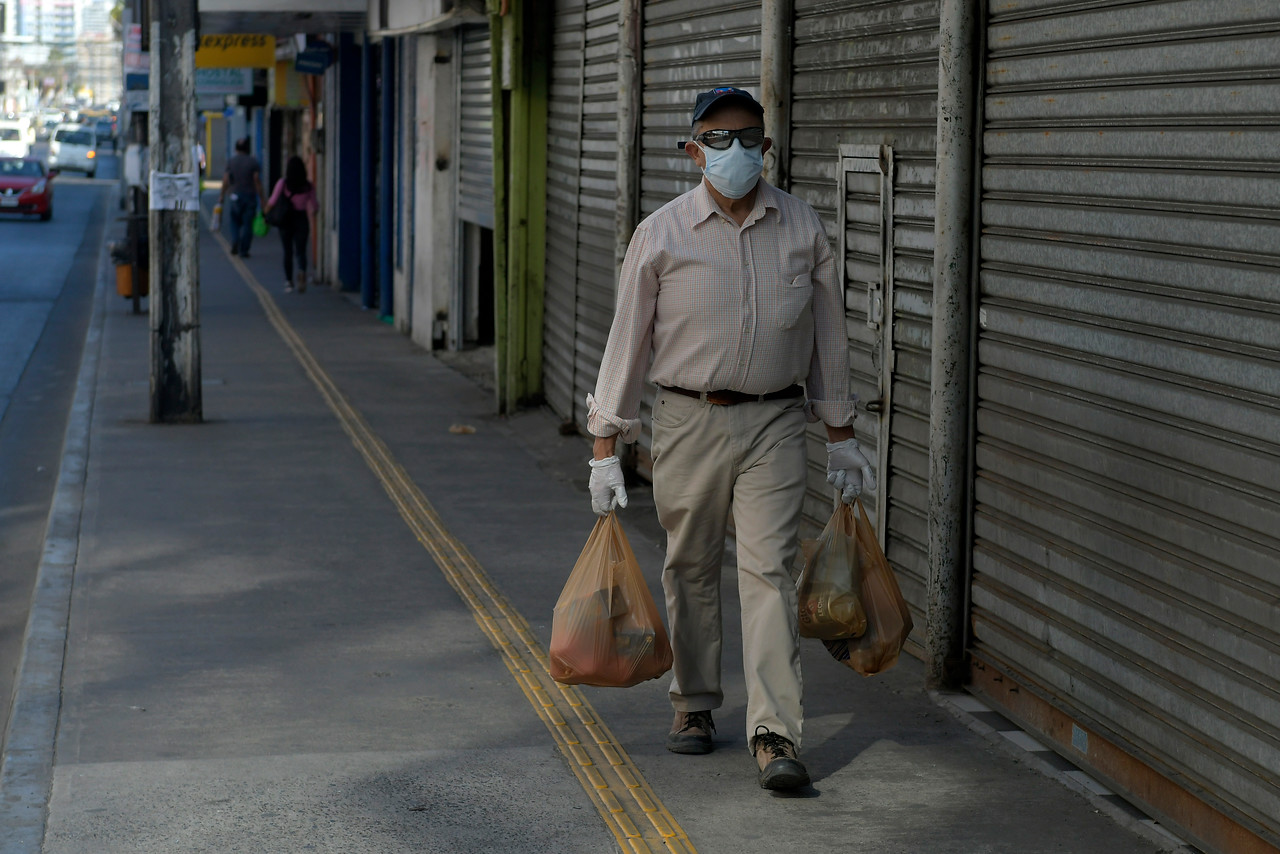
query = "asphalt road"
xmin=0 ymin=152 xmax=118 ymax=748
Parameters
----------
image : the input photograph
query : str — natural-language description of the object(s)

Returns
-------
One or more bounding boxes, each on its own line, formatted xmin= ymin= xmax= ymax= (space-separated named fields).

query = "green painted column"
xmin=490 ymin=0 xmax=549 ymax=414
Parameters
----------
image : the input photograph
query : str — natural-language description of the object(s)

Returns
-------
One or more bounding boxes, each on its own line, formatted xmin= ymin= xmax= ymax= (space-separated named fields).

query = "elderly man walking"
xmin=586 ymin=87 xmax=876 ymax=790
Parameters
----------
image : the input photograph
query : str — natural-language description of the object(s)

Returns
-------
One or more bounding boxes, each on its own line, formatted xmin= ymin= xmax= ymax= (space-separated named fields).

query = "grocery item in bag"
xmin=822 ymin=499 xmax=913 ymax=676
xmin=549 ymin=512 xmax=672 ymax=687
xmin=797 ymin=502 xmax=867 ymax=640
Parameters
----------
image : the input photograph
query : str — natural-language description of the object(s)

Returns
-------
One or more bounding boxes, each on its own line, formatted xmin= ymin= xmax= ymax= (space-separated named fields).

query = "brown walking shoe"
xmin=751 ymin=726 xmax=810 ymax=790
xmin=666 ymin=710 xmax=715 ymax=754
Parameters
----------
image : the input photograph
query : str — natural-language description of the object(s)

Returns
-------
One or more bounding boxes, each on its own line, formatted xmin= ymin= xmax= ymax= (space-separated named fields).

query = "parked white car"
xmin=48 ymin=124 xmax=97 ymax=177
xmin=0 ymin=121 xmax=30 ymax=158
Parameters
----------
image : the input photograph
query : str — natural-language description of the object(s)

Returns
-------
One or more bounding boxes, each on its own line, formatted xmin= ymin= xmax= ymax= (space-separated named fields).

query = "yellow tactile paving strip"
xmin=216 ymin=232 xmax=694 ymax=854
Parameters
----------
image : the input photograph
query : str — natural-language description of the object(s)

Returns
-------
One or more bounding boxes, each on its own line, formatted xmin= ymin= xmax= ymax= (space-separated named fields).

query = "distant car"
xmin=0 ymin=122 xmax=29 ymax=158
xmin=36 ymin=116 xmax=62 ymax=141
xmin=0 ymin=157 xmax=56 ymax=220
xmin=94 ymin=119 xmax=115 ymax=150
xmin=49 ymin=124 xmax=96 ymax=177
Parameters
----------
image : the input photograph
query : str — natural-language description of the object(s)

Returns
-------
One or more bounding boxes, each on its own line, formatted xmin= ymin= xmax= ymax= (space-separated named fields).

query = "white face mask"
xmin=697 ymin=139 xmax=764 ymax=199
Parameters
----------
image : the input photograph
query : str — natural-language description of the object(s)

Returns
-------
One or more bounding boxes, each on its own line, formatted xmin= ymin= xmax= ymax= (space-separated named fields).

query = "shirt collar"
xmin=690 ymin=179 xmax=782 ymax=228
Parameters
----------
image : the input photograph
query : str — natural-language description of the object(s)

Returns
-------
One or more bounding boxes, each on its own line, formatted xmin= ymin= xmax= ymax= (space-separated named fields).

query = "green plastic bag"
xmin=252 ymin=211 xmax=268 ymax=237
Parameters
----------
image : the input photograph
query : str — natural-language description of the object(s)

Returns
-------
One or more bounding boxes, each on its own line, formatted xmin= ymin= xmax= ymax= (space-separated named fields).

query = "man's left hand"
xmin=826 ymin=438 xmax=877 ymax=503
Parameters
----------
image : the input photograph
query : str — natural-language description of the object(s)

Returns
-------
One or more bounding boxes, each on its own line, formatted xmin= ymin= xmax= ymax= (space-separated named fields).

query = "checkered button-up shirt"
xmin=588 ymin=180 xmax=855 ymax=441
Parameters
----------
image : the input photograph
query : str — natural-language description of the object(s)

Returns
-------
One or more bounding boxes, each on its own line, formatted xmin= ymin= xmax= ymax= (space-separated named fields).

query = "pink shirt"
xmin=267 ymin=178 xmax=317 ymax=215
xmin=588 ymin=180 xmax=855 ymax=441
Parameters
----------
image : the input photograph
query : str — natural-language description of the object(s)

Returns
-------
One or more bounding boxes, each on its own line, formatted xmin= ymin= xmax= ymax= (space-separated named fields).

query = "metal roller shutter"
xmin=544 ymin=0 xmax=621 ymax=427
xmin=573 ymin=0 xmax=622 ymax=425
xmin=544 ymin=0 xmax=587 ymax=422
xmin=458 ymin=25 xmax=494 ymax=228
xmin=635 ymin=0 xmax=762 ymax=463
xmin=640 ymin=0 xmax=762 ymax=218
xmin=971 ymin=1 xmax=1280 ymax=848
xmin=791 ymin=0 xmax=940 ymax=650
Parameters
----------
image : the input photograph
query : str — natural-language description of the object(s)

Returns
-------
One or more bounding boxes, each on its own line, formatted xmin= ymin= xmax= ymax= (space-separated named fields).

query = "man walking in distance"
xmin=218 ymin=136 xmax=265 ymax=258
xmin=586 ymin=87 xmax=876 ymax=791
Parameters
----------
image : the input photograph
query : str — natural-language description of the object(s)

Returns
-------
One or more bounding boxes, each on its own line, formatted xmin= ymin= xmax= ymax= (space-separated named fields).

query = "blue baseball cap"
xmin=691 ymin=87 xmax=765 ymax=123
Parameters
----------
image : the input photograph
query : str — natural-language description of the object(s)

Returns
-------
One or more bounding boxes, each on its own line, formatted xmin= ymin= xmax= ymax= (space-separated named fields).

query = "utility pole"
xmin=148 ymin=0 xmax=201 ymax=423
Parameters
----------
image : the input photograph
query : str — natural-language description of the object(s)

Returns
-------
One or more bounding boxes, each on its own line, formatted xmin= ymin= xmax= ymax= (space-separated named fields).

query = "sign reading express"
xmin=195 ymin=34 xmax=276 ymax=69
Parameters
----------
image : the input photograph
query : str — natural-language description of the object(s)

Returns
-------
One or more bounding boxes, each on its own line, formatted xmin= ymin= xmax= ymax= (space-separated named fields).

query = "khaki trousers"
xmin=650 ymin=388 xmax=808 ymax=750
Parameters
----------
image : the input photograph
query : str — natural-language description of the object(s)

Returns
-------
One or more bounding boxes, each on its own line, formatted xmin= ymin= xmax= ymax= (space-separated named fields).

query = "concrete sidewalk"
xmin=1 ymin=206 xmax=1194 ymax=853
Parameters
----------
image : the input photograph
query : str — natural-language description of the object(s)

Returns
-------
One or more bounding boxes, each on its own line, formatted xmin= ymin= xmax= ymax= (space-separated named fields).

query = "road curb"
xmin=930 ymin=690 xmax=1197 ymax=854
xmin=0 ymin=189 xmax=112 ymax=854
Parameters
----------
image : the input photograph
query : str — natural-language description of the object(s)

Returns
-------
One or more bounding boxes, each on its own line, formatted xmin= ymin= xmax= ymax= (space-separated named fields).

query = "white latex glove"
xmin=826 ymin=438 xmax=877 ymax=504
xmin=589 ymin=456 xmax=629 ymax=516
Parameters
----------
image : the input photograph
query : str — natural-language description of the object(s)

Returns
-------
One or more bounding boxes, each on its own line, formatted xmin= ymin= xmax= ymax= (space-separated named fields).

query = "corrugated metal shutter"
xmin=791 ymin=0 xmax=941 ymax=650
xmin=971 ymin=2 xmax=1280 ymax=848
xmin=574 ymin=1 xmax=622 ymax=425
xmin=634 ymin=0 xmax=762 ymax=464
xmin=544 ymin=1 xmax=586 ymax=421
xmin=543 ymin=0 xmax=621 ymax=427
xmin=458 ymin=25 xmax=494 ymax=228
xmin=834 ymin=145 xmax=895 ymax=540
xmin=640 ymin=1 xmax=762 ymax=218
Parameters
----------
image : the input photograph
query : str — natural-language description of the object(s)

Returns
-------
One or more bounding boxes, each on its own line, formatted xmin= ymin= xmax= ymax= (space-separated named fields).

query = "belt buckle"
xmin=704 ymin=390 xmax=733 ymax=406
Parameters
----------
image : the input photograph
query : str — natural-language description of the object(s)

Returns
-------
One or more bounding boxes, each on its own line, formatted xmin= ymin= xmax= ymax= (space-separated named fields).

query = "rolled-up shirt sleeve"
xmin=587 ymin=227 xmax=658 ymax=442
xmin=804 ymin=225 xmax=857 ymax=427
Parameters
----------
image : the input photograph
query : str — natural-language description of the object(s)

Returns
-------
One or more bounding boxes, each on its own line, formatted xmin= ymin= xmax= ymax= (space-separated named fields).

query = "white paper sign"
xmin=148 ymin=171 xmax=201 ymax=211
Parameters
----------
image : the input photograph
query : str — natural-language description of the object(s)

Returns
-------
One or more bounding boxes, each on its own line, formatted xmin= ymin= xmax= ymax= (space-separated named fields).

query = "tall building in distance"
xmin=78 ymin=0 xmax=111 ymax=36
xmin=75 ymin=0 xmax=120 ymax=104
xmin=36 ymin=0 xmax=75 ymax=48
xmin=1 ymin=0 xmax=120 ymax=109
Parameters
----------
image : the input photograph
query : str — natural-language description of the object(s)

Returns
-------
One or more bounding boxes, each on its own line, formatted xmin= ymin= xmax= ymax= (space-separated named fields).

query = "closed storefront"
xmin=790 ymin=0 xmax=940 ymax=648
xmin=457 ymin=25 xmax=495 ymax=229
xmin=544 ymin=0 xmax=621 ymax=425
xmin=969 ymin=2 xmax=1280 ymax=850
xmin=456 ymin=24 xmax=495 ymax=348
xmin=640 ymin=1 xmax=762 ymax=217
xmin=629 ymin=0 xmax=763 ymax=463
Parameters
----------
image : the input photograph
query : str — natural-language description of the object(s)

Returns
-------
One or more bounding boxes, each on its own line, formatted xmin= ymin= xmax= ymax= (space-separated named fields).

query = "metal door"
xmin=639 ymin=0 xmax=762 ymax=217
xmin=457 ymin=25 xmax=493 ymax=229
xmin=543 ymin=0 xmax=622 ymax=427
xmin=789 ymin=0 xmax=941 ymax=649
xmin=572 ymin=0 xmax=622 ymax=426
xmin=970 ymin=2 xmax=1280 ymax=849
xmin=632 ymin=0 xmax=763 ymax=467
xmin=544 ymin=0 xmax=587 ymax=421
xmin=835 ymin=144 xmax=894 ymax=544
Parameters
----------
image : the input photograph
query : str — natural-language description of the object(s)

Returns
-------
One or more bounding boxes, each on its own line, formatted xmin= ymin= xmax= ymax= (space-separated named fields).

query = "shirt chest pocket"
xmin=777 ymin=272 xmax=814 ymax=329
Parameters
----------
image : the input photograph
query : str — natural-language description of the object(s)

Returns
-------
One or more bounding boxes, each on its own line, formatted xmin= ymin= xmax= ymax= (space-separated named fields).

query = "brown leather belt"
xmin=662 ymin=384 xmax=804 ymax=406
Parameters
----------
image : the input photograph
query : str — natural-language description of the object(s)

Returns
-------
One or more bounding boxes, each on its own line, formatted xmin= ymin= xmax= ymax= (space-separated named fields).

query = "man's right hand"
xmin=589 ymin=456 xmax=628 ymax=516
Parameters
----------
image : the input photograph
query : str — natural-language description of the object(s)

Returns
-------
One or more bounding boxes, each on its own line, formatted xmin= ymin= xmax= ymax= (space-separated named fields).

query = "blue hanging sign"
xmin=295 ymin=43 xmax=334 ymax=76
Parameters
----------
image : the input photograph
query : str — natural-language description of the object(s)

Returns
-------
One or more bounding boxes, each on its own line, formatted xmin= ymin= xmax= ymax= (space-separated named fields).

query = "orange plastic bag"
xmin=821 ymin=499 xmax=914 ymax=676
xmin=797 ymin=502 xmax=867 ymax=640
xmin=549 ymin=512 xmax=673 ymax=687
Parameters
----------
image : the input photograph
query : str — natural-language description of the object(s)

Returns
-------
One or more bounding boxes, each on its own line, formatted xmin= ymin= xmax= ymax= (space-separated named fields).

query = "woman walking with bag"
xmin=264 ymin=156 xmax=318 ymax=293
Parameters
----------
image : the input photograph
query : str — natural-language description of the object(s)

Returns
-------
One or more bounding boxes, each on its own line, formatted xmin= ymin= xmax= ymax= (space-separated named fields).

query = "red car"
xmin=0 ymin=157 xmax=56 ymax=220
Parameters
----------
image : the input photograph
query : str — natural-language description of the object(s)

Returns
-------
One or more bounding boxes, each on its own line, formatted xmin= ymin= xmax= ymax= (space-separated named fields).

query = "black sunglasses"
xmin=677 ymin=127 xmax=766 ymax=151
